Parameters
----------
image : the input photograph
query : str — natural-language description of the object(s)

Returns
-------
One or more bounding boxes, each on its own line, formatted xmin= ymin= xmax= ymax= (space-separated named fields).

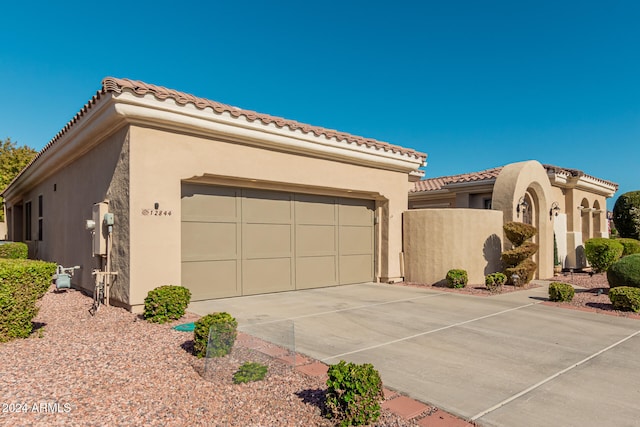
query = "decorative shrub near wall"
xmin=193 ymin=312 xmax=238 ymax=358
xmin=0 ymin=259 xmax=57 ymax=342
xmin=143 ymin=285 xmax=192 ymax=324
xmin=612 ymin=191 xmax=640 ymax=240
xmin=584 ymin=238 xmax=624 ymax=273
xmin=325 ymin=360 xmax=384 ymax=426
xmin=0 ymin=242 xmax=28 ymax=259
xmin=617 ymin=238 xmax=640 ymax=257
xmin=501 ymin=221 xmax=538 ymax=285
xmin=608 ymin=287 xmax=640 ymax=312
xmin=548 ymin=282 xmax=575 ymax=302
xmin=485 ymin=272 xmax=507 ymax=293
xmin=446 ymin=269 xmax=468 ymax=288
xmin=607 ymin=254 xmax=640 ymax=289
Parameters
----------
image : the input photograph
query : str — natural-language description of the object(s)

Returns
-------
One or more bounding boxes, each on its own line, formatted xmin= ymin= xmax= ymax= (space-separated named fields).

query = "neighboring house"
xmin=407 ymin=161 xmax=618 ymax=277
xmin=1 ymin=77 xmax=426 ymax=312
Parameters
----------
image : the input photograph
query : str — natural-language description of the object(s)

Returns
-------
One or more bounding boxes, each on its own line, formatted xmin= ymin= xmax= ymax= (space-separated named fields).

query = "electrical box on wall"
xmin=92 ymin=202 xmax=109 ymax=256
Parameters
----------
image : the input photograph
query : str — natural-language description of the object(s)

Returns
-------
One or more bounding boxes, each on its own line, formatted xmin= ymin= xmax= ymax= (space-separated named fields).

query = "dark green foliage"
xmin=503 ymin=221 xmax=537 ymax=247
xmin=0 ymin=259 xmax=57 ymax=342
xmin=0 ymin=138 xmax=38 ymax=222
xmin=548 ymin=282 xmax=575 ymax=302
xmin=193 ymin=312 xmax=237 ymax=358
xmin=584 ymin=238 xmax=624 ymax=273
xmin=608 ymin=287 xmax=640 ymax=312
xmin=617 ymin=238 xmax=640 ymax=257
xmin=485 ymin=272 xmax=507 ymax=293
xmin=446 ymin=269 xmax=468 ymax=288
xmin=326 ymin=360 xmax=384 ymax=426
xmin=143 ymin=285 xmax=191 ymax=324
xmin=502 ymin=222 xmax=538 ymax=285
xmin=0 ymin=242 xmax=28 ymax=259
xmin=500 ymin=242 xmax=539 ymax=266
xmin=554 ymin=233 xmax=560 ymax=266
xmin=612 ymin=191 xmax=640 ymax=240
xmin=607 ymin=254 xmax=640 ymax=288
xmin=504 ymin=259 xmax=537 ymax=286
xmin=233 ymin=362 xmax=268 ymax=384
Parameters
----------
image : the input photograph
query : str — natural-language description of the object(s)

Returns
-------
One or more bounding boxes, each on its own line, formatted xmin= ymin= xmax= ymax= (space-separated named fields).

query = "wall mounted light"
xmin=516 ymin=196 xmax=528 ymax=218
xmin=549 ymin=202 xmax=560 ymax=220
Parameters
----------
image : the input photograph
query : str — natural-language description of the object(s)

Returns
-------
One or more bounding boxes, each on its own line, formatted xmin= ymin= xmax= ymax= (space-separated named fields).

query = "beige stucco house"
xmin=405 ymin=161 xmax=617 ymax=285
xmin=1 ymin=77 xmax=426 ymax=312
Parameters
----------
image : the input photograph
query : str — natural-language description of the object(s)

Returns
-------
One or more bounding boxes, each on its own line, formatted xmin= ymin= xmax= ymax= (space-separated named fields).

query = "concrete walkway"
xmin=189 ymin=282 xmax=640 ymax=427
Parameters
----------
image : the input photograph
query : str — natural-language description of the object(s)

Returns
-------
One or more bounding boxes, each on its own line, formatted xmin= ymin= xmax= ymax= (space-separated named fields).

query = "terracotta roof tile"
xmin=411 ymin=167 xmax=503 ymax=193
xmin=543 ymin=164 xmax=618 ymax=189
xmin=103 ymin=77 xmax=427 ymax=161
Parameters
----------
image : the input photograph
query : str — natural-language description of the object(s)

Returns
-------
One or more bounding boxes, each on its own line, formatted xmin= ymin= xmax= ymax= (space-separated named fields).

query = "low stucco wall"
xmin=403 ymin=209 xmax=504 ymax=285
xmin=0 ymin=221 xmax=6 ymax=240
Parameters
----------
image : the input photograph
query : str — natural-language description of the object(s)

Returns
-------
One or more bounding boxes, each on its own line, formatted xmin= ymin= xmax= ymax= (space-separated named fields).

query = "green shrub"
xmin=193 ymin=312 xmax=237 ymax=358
xmin=485 ymin=272 xmax=507 ymax=293
xmin=612 ymin=191 xmax=640 ymax=240
xmin=584 ymin=238 xmax=624 ymax=273
xmin=504 ymin=258 xmax=537 ymax=286
xmin=607 ymin=253 xmax=640 ymax=288
xmin=548 ymin=282 xmax=575 ymax=302
xmin=500 ymin=242 xmax=539 ymax=267
xmin=617 ymin=238 xmax=640 ymax=257
xmin=446 ymin=269 xmax=468 ymax=288
xmin=0 ymin=259 xmax=57 ymax=342
xmin=326 ymin=360 xmax=384 ymax=426
xmin=233 ymin=362 xmax=268 ymax=384
xmin=0 ymin=242 xmax=28 ymax=259
xmin=608 ymin=286 xmax=640 ymax=312
xmin=143 ymin=285 xmax=191 ymax=324
xmin=503 ymin=221 xmax=537 ymax=247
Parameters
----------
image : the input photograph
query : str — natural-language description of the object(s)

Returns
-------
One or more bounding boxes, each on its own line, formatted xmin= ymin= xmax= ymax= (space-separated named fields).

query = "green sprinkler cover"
xmin=173 ymin=322 xmax=195 ymax=332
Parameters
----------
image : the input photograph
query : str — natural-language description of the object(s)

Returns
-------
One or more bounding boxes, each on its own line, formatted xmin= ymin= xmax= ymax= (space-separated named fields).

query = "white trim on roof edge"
xmin=112 ymin=91 xmax=425 ymax=172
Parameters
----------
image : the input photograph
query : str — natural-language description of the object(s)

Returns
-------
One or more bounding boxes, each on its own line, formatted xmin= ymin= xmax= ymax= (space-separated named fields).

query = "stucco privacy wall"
xmin=403 ymin=209 xmax=503 ymax=285
xmin=127 ymin=125 xmax=409 ymax=308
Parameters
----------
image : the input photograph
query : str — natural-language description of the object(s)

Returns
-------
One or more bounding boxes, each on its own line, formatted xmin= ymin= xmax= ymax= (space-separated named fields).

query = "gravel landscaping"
xmin=0 ymin=286 xmax=421 ymax=427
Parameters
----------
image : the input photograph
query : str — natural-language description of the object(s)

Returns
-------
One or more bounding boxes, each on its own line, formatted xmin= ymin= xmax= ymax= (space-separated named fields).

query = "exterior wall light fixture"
xmin=516 ymin=196 xmax=528 ymax=218
xmin=549 ymin=202 xmax=560 ymax=220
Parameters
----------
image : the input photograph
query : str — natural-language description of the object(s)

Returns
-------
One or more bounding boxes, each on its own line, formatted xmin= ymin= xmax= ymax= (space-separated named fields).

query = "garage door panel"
xmin=242 ymin=190 xmax=292 ymax=222
xmin=243 ymin=258 xmax=293 ymax=294
xmin=182 ymin=260 xmax=240 ymax=300
xmin=182 ymin=185 xmax=239 ymax=221
xmin=182 ymin=222 xmax=238 ymax=261
xmin=295 ymin=195 xmax=336 ymax=224
xmin=243 ymin=223 xmax=292 ymax=257
xmin=339 ymin=199 xmax=374 ymax=226
xmin=296 ymin=225 xmax=336 ymax=255
xmin=340 ymin=254 xmax=374 ymax=284
xmin=296 ymin=256 xmax=338 ymax=289
xmin=339 ymin=226 xmax=373 ymax=254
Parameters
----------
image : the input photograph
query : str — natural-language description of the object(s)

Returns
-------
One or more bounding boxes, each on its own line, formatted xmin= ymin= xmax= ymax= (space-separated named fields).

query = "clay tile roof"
xmin=102 ymin=77 xmax=427 ymax=161
xmin=411 ymin=166 xmax=503 ymax=193
xmin=543 ymin=164 xmax=618 ymax=189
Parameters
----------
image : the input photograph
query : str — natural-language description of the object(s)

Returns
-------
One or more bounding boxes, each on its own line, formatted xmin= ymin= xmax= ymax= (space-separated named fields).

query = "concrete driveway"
xmin=188 ymin=282 xmax=640 ymax=427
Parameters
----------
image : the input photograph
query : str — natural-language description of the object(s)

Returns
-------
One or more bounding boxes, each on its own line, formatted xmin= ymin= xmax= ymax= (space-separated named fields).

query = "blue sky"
xmin=1 ymin=1 xmax=638 ymax=209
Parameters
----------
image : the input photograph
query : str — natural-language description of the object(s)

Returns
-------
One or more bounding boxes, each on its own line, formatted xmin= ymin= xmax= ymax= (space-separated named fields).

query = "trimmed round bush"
xmin=0 ymin=242 xmax=28 ymax=259
xmin=608 ymin=286 xmax=640 ymax=312
xmin=193 ymin=312 xmax=237 ymax=358
xmin=607 ymin=253 xmax=640 ymax=288
xmin=143 ymin=285 xmax=191 ymax=324
xmin=485 ymin=272 xmax=507 ymax=293
xmin=446 ymin=269 xmax=468 ymax=288
xmin=503 ymin=221 xmax=537 ymax=247
xmin=617 ymin=238 xmax=640 ymax=257
xmin=613 ymin=191 xmax=640 ymax=240
xmin=326 ymin=360 xmax=384 ymax=426
xmin=548 ymin=282 xmax=575 ymax=302
xmin=584 ymin=238 xmax=624 ymax=273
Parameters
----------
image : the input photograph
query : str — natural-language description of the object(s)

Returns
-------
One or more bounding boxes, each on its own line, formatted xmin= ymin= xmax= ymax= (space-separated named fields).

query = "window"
xmin=483 ymin=199 xmax=492 ymax=209
xmin=25 ymin=201 xmax=32 ymax=241
xmin=38 ymin=195 xmax=43 ymax=241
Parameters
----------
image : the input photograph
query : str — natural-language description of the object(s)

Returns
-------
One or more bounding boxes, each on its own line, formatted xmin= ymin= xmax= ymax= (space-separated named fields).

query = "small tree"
xmin=0 ymin=138 xmax=37 ymax=221
xmin=502 ymin=221 xmax=538 ymax=285
xmin=613 ymin=191 xmax=640 ymax=240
